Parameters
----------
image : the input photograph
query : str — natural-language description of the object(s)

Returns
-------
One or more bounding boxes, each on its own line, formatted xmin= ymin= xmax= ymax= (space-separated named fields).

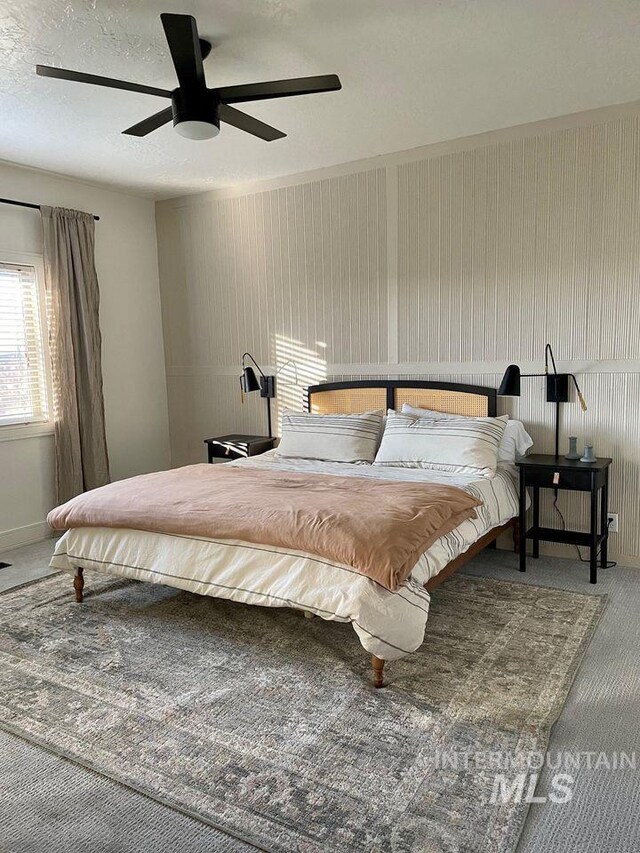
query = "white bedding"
xmin=50 ymin=452 xmax=518 ymax=661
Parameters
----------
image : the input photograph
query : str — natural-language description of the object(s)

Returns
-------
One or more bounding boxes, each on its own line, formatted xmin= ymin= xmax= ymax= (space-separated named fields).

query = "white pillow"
xmin=497 ymin=420 xmax=534 ymax=466
xmin=400 ymin=404 xmax=533 ymax=465
xmin=375 ymin=410 xmax=509 ymax=478
xmin=277 ymin=410 xmax=384 ymax=463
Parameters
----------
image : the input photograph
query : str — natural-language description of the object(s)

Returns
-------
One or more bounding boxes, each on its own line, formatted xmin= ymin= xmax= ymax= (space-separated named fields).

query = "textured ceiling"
xmin=1 ymin=0 xmax=639 ymax=198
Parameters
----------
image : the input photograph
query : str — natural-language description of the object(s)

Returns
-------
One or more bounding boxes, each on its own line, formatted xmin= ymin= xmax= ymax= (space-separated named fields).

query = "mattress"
xmin=50 ymin=453 xmax=519 ymax=661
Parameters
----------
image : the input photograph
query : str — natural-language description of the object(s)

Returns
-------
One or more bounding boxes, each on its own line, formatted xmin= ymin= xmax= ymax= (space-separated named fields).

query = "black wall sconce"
xmin=498 ymin=344 xmax=587 ymax=458
xmin=240 ymin=352 xmax=276 ymax=437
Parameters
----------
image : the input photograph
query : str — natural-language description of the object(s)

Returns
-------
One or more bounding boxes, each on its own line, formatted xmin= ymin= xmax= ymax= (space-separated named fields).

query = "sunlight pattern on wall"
xmin=272 ymin=333 xmax=327 ymax=432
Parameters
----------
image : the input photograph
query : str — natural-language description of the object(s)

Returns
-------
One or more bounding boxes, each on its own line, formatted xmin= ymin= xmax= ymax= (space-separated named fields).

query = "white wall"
xmin=156 ymin=101 xmax=640 ymax=566
xmin=0 ymin=161 xmax=170 ymax=549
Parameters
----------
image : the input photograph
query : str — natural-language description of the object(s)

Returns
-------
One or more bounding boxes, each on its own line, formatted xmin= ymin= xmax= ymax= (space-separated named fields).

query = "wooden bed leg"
xmin=371 ymin=655 xmax=385 ymax=689
xmin=512 ymin=518 xmax=521 ymax=554
xmin=73 ymin=567 xmax=84 ymax=603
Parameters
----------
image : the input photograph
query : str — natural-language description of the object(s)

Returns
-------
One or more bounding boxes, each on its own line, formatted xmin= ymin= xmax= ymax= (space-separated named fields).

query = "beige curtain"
xmin=41 ymin=206 xmax=110 ymax=504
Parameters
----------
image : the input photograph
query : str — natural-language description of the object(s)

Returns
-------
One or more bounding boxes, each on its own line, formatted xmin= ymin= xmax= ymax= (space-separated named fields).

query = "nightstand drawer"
xmin=207 ymin=442 xmax=250 ymax=461
xmin=522 ymin=466 xmax=593 ymax=491
xmin=204 ymin=434 xmax=276 ymax=463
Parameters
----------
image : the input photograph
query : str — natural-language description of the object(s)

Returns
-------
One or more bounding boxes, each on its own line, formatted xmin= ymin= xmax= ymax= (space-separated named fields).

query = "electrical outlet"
xmin=607 ymin=513 xmax=619 ymax=533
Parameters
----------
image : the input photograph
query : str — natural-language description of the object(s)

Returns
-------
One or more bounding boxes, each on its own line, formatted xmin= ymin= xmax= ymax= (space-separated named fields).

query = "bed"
xmin=49 ymin=379 xmax=521 ymax=687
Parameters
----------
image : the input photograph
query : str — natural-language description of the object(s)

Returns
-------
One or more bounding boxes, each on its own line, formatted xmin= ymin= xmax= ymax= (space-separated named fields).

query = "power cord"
xmin=552 ymin=494 xmax=617 ymax=568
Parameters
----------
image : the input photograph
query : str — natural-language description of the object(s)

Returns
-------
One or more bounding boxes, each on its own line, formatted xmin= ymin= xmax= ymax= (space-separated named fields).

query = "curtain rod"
xmin=0 ymin=197 xmax=100 ymax=221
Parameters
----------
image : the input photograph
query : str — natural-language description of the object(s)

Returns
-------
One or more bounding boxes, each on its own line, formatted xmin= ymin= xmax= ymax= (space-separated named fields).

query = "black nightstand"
xmin=516 ymin=454 xmax=612 ymax=584
xmin=204 ymin=434 xmax=276 ymax=463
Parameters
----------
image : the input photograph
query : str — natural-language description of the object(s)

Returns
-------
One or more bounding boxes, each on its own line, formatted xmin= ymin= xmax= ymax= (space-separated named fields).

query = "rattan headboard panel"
xmin=309 ymin=387 xmax=387 ymax=414
xmin=395 ymin=388 xmax=489 ymax=417
xmin=306 ymin=380 xmax=497 ymax=417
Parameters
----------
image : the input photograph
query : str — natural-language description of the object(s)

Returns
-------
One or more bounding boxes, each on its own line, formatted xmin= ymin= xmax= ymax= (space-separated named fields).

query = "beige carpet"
xmin=0 ymin=571 xmax=604 ymax=853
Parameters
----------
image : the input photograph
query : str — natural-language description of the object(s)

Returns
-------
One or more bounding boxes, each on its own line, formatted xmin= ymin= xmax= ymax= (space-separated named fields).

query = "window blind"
xmin=0 ymin=262 xmax=50 ymax=426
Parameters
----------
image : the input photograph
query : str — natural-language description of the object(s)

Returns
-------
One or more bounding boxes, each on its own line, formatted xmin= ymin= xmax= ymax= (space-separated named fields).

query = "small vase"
xmin=565 ymin=436 xmax=581 ymax=460
xmin=580 ymin=445 xmax=596 ymax=463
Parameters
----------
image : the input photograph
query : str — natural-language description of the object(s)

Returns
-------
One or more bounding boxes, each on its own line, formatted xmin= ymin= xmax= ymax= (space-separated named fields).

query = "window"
xmin=0 ymin=260 xmax=51 ymax=427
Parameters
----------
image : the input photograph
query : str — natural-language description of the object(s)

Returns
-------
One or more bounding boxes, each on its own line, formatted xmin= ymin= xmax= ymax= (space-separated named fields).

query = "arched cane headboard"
xmin=305 ymin=379 xmax=497 ymax=418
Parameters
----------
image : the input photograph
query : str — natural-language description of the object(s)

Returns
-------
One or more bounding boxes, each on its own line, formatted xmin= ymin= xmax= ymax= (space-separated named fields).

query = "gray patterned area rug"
xmin=0 ymin=572 xmax=603 ymax=853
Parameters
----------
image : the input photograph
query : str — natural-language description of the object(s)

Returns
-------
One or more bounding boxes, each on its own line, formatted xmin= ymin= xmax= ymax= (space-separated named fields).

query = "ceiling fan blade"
xmin=218 ymin=74 xmax=341 ymax=104
xmin=218 ymin=104 xmax=286 ymax=142
xmin=122 ymin=107 xmax=174 ymax=137
xmin=35 ymin=65 xmax=171 ymax=98
xmin=160 ymin=13 xmax=205 ymax=91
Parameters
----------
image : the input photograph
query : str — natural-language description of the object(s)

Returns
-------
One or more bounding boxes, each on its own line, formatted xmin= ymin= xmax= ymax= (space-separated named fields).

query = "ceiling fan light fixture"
xmin=36 ymin=14 xmax=341 ymax=143
xmin=174 ymin=119 xmax=219 ymax=140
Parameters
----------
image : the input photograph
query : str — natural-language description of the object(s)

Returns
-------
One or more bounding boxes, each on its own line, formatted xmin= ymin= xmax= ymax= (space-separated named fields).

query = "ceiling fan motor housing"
xmin=171 ymin=87 xmax=220 ymax=138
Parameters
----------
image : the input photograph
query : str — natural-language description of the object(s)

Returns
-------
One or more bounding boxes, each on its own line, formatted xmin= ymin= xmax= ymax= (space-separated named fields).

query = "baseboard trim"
xmin=0 ymin=522 xmax=52 ymax=552
xmin=496 ymin=538 xmax=639 ymax=569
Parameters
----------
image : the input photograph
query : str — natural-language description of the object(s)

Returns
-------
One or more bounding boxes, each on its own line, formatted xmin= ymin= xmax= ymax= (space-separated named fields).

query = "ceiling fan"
xmin=36 ymin=13 xmax=341 ymax=142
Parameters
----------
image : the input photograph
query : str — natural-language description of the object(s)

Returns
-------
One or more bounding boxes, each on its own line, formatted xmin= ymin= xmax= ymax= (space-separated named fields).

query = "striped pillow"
xmin=277 ymin=410 xmax=384 ymax=463
xmin=374 ymin=411 xmax=508 ymax=477
xmin=400 ymin=404 xmax=534 ymax=466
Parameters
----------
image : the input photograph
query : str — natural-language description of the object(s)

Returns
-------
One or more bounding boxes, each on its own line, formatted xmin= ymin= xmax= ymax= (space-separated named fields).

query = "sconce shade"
xmin=241 ymin=366 xmax=260 ymax=393
xmin=498 ymin=364 xmax=521 ymax=396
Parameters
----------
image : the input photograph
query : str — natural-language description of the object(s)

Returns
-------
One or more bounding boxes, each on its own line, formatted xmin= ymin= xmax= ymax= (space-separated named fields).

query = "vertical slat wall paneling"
xmin=397 ymin=118 xmax=640 ymax=363
xmin=158 ymin=169 xmax=388 ymax=453
xmin=394 ymin=115 xmax=640 ymax=562
xmin=157 ymin=113 xmax=640 ymax=562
